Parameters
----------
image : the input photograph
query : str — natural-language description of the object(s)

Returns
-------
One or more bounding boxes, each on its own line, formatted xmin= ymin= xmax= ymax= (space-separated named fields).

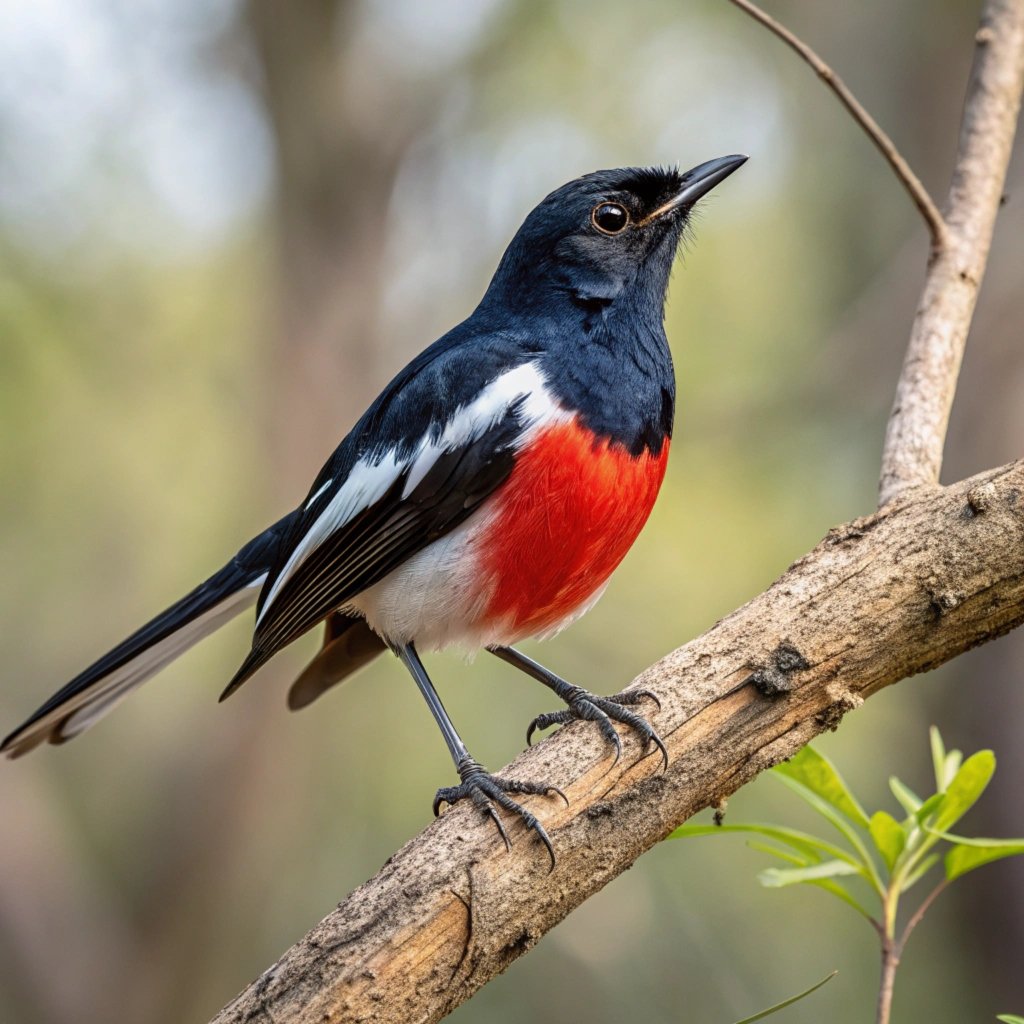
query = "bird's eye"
xmin=591 ymin=202 xmax=629 ymax=235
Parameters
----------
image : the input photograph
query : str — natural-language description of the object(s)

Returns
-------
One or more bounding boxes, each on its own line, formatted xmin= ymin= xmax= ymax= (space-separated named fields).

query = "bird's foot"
xmin=527 ymin=686 xmax=667 ymax=769
xmin=433 ymin=757 xmax=567 ymax=868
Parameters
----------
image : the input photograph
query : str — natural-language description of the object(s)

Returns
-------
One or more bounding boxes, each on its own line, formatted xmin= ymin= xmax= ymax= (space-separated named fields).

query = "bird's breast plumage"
xmin=337 ymin=345 xmax=674 ymax=652
xmin=349 ymin=414 xmax=670 ymax=651
xmin=476 ymin=417 xmax=669 ymax=640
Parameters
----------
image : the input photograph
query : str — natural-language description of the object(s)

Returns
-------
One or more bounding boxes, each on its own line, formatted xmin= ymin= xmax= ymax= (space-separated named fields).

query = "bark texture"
xmin=878 ymin=0 xmax=1024 ymax=505
xmin=210 ymin=461 xmax=1024 ymax=1024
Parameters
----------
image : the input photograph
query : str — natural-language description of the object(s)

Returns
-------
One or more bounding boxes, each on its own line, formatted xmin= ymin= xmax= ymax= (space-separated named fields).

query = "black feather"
xmin=1 ymin=511 xmax=298 ymax=757
xmin=221 ymin=410 xmax=524 ymax=699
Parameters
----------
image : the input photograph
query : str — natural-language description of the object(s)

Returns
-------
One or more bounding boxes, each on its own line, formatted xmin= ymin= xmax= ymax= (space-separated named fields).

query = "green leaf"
xmin=759 ymin=860 xmax=861 ymax=887
xmin=945 ymin=838 xmax=1024 ymax=882
xmin=890 ymin=776 xmax=924 ymax=817
xmin=915 ymin=792 xmax=946 ymax=824
xmin=743 ymin=844 xmax=877 ymax=921
xmin=943 ymin=750 xmax=963 ymax=789
xmin=931 ymin=750 xmax=996 ymax=833
xmin=869 ymin=811 xmax=905 ymax=871
xmin=996 ymin=1015 xmax=1024 ymax=1023
xmin=731 ymin=971 xmax=837 ymax=1024
xmin=668 ymin=823 xmax=857 ymax=866
xmin=775 ymin=747 xmax=871 ymax=828
xmin=930 ymin=726 xmax=946 ymax=790
xmin=900 ymin=853 xmax=940 ymax=891
xmin=927 ymin=830 xmax=1024 ymax=847
xmin=746 ymin=841 xmax=808 ymax=867
xmin=807 ymin=879 xmax=876 ymax=922
xmin=927 ymin=728 xmax=964 ymax=791
xmin=773 ymin=774 xmax=884 ymax=893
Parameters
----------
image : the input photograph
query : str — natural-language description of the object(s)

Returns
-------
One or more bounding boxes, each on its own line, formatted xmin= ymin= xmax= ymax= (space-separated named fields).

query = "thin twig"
xmin=726 ymin=0 xmax=948 ymax=249
xmin=879 ymin=0 xmax=1024 ymax=505
xmin=876 ymin=877 xmax=950 ymax=1023
xmin=896 ymin=878 xmax=950 ymax=955
xmin=876 ymin=934 xmax=899 ymax=1024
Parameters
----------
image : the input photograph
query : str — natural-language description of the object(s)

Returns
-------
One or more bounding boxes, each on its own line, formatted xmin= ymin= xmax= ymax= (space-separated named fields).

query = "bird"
xmin=2 ymin=154 xmax=746 ymax=864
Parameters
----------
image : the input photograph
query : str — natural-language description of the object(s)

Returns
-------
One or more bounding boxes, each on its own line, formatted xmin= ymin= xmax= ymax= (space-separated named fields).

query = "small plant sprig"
xmin=670 ymin=727 xmax=1024 ymax=1024
xmin=729 ymin=970 xmax=836 ymax=1023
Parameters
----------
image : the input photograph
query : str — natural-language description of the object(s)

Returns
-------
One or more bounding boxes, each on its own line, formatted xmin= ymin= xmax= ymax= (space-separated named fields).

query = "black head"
xmin=483 ymin=155 xmax=747 ymax=315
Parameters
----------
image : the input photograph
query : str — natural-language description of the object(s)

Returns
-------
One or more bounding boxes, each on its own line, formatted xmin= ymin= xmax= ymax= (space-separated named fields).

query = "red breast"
xmin=478 ymin=417 xmax=669 ymax=638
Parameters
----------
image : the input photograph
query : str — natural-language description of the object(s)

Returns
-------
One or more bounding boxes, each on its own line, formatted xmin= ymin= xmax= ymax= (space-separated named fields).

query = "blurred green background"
xmin=1 ymin=1 xmax=1022 ymax=1022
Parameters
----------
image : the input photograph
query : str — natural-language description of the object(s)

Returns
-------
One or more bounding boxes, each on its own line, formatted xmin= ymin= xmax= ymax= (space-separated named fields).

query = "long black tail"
xmin=2 ymin=512 xmax=298 ymax=758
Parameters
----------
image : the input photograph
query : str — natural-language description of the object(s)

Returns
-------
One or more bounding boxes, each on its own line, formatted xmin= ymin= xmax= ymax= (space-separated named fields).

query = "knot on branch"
xmin=746 ymin=641 xmax=811 ymax=696
xmin=966 ymin=481 xmax=997 ymax=515
xmin=925 ymin=575 xmax=965 ymax=618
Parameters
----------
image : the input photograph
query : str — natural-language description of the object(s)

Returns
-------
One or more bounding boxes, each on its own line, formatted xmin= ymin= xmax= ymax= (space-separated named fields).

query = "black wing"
xmin=220 ymin=407 xmax=525 ymax=698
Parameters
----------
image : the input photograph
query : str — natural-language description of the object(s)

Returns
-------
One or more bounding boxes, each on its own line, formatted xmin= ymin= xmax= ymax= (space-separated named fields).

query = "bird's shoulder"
xmin=305 ymin=322 xmax=538 ymax=506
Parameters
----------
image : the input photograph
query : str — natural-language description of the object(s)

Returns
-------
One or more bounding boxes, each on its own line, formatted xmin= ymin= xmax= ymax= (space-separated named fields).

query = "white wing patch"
xmin=401 ymin=361 xmax=563 ymax=497
xmin=258 ymin=451 xmax=405 ymax=622
xmin=258 ymin=361 xmax=566 ymax=625
xmin=304 ymin=477 xmax=333 ymax=510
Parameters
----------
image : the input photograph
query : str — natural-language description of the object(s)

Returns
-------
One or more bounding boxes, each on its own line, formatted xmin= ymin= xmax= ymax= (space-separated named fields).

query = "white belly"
xmin=346 ymin=508 xmax=508 ymax=651
xmin=346 ymin=506 xmax=611 ymax=653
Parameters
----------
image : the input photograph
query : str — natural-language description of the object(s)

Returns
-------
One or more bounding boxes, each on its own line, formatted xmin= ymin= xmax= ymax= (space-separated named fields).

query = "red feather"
xmin=480 ymin=418 xmax=669 ymax=636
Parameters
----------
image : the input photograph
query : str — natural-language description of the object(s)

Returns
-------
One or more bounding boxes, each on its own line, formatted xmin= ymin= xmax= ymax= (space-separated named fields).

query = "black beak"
xmin=647 ymin=154 xmax=748 ymax=221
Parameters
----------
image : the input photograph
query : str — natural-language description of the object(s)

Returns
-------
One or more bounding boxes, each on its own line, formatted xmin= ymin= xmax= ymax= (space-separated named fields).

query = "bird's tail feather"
xmin=1 ymin=512 xmax=297 ymax=759
xmin=287 ymin=612 xmax=386 ymax=710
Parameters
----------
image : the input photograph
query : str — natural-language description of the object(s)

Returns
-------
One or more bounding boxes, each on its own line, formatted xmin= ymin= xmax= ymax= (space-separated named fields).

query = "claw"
xmin=609 ymin=731 xmax=622 ymax=767
xmin=546 ymin=784 xmax=570 ymax=808
xmin=433 ymin=761 xmax=562 ymax=869
xmin=527 ymin=688 xmax=667 ymax=770
xmin=527 ymin=709 xmax=572 ymax=746
xmin=630 ymin=687 xmax=662 ymax=712
xmin=485 ymin=805 xmax=512 ymax=853
xmin=647 ymin=731 xmax=669 ymax=772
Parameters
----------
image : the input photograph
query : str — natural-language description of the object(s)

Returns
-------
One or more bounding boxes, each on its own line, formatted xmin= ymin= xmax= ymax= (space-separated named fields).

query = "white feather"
xmin=401 ymin=362 xmax=560 ymax=497
xmin=258 ymin=451 xmax=406 ymax=622
xmin=304 ymin=477 xmax=333 ymax=510
xmin=259 ymin=361 xmax=567 ymax=625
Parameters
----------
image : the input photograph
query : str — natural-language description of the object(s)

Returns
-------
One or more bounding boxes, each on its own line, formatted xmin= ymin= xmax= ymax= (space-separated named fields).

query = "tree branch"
xmin=202 ymin=6 xmax=1024 ymax=1021
xmin=210 ymin=461 xmax=1024 ymax=1024
xmin=727 ymin=0 xmax=948 ymax=247
xmin=879 ymin=0 xmax=1024 ymax=506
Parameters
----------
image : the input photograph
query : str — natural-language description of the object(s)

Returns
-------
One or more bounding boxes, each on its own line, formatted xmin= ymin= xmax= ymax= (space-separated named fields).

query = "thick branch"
xmin=727 ymin=0 xmax=947 ymax=246
xmin=879 ymin=0 xmax=1024 ymax=506
xmin=210 ymin=461 xmax=1024 ymax=1024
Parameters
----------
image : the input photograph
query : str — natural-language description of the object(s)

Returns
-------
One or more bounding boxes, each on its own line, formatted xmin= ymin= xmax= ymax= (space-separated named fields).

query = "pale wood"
xmin=211 ymin=462 xmax=1024 ymax=1024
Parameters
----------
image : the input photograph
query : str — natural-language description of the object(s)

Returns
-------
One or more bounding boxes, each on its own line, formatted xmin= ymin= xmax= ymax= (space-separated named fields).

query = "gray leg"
xmin=397 ymin=643 xmax=566 ymax=868
xmin=489 ymin=645 xmax=667 ymax=769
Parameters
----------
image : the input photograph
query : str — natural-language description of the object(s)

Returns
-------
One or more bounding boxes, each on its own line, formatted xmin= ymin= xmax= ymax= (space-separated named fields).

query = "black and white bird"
xmin=3 ymin=155 xmax=746 ymax=861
